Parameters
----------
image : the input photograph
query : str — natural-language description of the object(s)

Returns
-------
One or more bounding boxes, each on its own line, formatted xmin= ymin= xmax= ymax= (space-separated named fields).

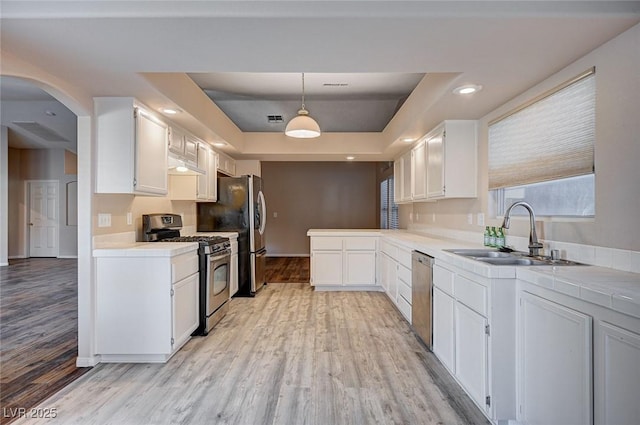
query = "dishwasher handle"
xmin=412 ymin=251 xmax=434 ymax=266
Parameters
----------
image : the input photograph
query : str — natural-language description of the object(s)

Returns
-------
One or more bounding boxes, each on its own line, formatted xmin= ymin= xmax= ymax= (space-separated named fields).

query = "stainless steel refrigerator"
xmin=197 ymin=175 xmax=267 ymax=296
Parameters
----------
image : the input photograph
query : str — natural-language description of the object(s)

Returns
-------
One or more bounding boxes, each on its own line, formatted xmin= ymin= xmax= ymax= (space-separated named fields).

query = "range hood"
xmin=168 ymin=154 xmax=205 ymax=176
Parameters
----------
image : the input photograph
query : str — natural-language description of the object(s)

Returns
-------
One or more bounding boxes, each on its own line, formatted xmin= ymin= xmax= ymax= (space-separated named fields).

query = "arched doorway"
xmin=0 ymin=74 xmax=94 ymax=420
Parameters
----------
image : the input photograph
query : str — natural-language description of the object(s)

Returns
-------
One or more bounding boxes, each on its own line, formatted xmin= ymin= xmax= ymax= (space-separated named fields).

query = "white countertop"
xmin=308 ymin=228 xmax=640 ymax=318
xmin=93 ymin=242 xmax=199 ymax=257
xmin=93 ymin=231 xmax=239 ymax=257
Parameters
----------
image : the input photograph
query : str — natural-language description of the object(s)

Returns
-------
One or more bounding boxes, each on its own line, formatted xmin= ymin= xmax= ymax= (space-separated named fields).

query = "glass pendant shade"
xmin=285 ymin=109 xmax=321 ymax=138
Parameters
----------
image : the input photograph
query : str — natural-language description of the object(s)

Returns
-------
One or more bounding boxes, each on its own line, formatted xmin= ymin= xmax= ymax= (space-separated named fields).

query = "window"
xmin=489 ymin=68 xmax=595 ymax=217
xmin=381 ymin=176 xmax=399 ymax=229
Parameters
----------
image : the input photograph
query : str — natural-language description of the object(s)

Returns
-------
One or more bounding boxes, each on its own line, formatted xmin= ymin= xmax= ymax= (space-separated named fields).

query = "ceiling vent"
xmin=267 ymin=115 xmax=283 ymax=123
xmin=12 ymin=121 xmax=70 ymax=142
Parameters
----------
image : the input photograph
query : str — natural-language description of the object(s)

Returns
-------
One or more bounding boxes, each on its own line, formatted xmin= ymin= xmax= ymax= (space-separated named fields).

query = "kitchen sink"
xmin=444 ymin=248 xmax=585 ymax=266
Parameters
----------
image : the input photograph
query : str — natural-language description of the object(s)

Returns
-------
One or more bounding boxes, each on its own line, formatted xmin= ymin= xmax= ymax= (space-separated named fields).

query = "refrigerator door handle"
xmin=257 ymin=190 xmax=267 ymax=236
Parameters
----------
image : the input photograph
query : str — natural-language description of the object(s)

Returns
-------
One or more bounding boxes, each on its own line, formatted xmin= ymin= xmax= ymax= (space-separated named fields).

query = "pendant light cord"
xmin=301 ymin=73 xmax=306 ymax=111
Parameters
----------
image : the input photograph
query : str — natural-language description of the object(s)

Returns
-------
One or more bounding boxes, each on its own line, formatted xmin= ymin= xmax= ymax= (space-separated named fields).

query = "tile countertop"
xmin=308 ymin=229 xmax=640 ymax=319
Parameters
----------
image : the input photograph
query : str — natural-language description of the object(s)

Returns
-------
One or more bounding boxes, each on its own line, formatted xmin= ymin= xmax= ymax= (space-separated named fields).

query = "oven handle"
xmin=208 ymin=250 xmax=231 ymax=262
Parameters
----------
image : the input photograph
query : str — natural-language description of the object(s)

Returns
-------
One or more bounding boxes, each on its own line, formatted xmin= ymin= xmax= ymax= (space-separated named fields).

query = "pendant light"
xmin=285 ymin=73 xmax=321 ymax=138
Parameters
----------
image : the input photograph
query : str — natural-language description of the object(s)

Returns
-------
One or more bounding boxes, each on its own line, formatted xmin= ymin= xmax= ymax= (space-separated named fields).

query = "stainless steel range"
xmin=143 ymin=213 xmax=231 ymax=335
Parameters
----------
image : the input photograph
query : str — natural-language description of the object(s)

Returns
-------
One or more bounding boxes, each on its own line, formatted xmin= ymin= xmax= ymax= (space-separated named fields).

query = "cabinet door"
xmin=401 ymin=151 xmax=412 ymax=201
xmin=196 ymin=144 xmax=209 ymax=200
xmin=311 ymin=251 xmax=343 ymax=285
xmin=386 ymin=259 xmax=398 ymax=304
xmin=393 ymin=158 xmax=403 ymax=204
xmin=433 ymin=287 xmax=456 ymax=373
xmin=426 ymin=127 xmax=445 ymax=198
xmin=183 ymin=134 xmax=199 ymax=165
xmin=135 ymin=109 xmax=168 ymax=195
xmin=344 ymin=251 xmax=376 ymax=285
xmin=168 ymin=126 xmax=185 ymax=155
xmin=518 ymin=292 xmax=592 ymax=425
xmin=207 ymin=149 xmax=218 ymax=201
xmin=455 ymin=301 xmax=488 ymax=411
xmin=412 ymin=140 xmax=428 ymax=200
xmin=172 ymin=273 xmax=199 ymax=351
xmin=594 ymin=321 xmax=640 ymax=425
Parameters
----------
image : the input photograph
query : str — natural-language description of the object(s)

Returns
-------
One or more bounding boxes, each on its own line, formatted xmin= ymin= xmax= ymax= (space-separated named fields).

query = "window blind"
xmin=488 ymin=69 xmax=595 ymax=190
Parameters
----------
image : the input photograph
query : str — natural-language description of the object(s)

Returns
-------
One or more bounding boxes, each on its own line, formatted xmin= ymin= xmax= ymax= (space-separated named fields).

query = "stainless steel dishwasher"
xmin=412 ymin=251 xmax=434 ymax=349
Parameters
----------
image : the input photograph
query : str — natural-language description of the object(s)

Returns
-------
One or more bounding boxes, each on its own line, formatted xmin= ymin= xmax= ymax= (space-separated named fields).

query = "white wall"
xmin=402 ymin=22 xmax=640 ymax=252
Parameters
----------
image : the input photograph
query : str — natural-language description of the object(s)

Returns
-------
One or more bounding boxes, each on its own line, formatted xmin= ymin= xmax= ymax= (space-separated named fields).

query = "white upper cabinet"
xmin=426 ymin=120 xmax=477 ymax=199
xmin=394 ymin=120 xmax=476 ymax=203
xmin=394 ymin=150 xmax=413 ymax=204
xmin=183 ymin=134 xmax=199 ymax=165
xmin=411 ymin=139 xmax=428 ymax=200
xmin=168 ymin=125 xmax=185 ymax=156
xmin=95 ymin=97 xmax=168 ymax=196
xmin=217 ymin=151 xmax=236 ymax=176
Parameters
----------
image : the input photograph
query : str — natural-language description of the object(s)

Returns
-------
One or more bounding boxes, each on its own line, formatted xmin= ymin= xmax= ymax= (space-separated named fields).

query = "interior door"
xmin=29 ymin=181 xmax=59 ymax=257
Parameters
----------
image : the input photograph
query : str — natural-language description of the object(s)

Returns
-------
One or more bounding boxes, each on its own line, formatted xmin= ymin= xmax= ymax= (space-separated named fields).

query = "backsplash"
xmin=407 ymin=223 xmax=640 ymax=274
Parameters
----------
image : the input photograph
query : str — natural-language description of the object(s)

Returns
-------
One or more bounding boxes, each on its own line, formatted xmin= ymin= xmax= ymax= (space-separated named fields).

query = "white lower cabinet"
xmin=432 ymin=260 xmax=516 ymax=422
xmin=456 ymin=302 xmax=488 ymax=409
xmin=230 ymin=252 xmax=239 ymax=297
xmin=96 ymin=250 xmax=200 ymax=363
xmin=518 ymin=291 xmax=593 ymax=425
xmin=311 ymin=251 xmax=343 ymax=285
xmin=594 ymin=322 xmax=640 ymax=425
xmin=433 ymin=286 xmax=455 ymax=373
xmin=171 ymin=273 xmax=200 ymax=351
xmin=309 ymin=235 xmax=378 ymax=288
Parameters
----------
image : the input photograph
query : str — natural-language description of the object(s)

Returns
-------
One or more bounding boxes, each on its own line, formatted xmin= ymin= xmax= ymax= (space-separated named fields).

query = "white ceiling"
xmin=1 ymin=1 xmax=639 ymax=160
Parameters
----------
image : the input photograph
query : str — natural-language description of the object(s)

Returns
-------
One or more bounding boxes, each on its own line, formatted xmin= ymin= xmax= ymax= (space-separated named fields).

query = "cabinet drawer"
xmin=344 ymin=237 xmax=377 ymax=251
xmin=455 ymin=274 xmax=487 ymax=316
xmin=397 ymin=247 xmax=412 ymax=269
xmin=397 ymin=293 xmax=412 ymax=323
xmin=172 ymin=253 xmax=199 ymax=283
xmin=398 ymin=264 xmax=411 ymax=286
xmin=311 ymin=237 xmax=343 ymax=250
xmin=380 ymin=240 xmax=397 ymax=258
xmin=433 ymin=265 xmax=454 ymax=296
xmin=398 ymin=278 xmax=412 ymax=305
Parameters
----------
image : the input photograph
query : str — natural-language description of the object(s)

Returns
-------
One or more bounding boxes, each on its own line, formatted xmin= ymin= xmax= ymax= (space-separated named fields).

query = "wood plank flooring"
xmin=11 ymin=282 xmax=489 ymax=425
xmin=265 ymin=257 xmax=310 ymax=283
xmin=0 ymin=259 xmax=90 ymax=425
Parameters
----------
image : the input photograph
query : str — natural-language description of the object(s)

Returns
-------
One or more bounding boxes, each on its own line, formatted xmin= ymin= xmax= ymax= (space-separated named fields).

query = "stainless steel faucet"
xmin=501 ymin=201 xmax=544 ymax=256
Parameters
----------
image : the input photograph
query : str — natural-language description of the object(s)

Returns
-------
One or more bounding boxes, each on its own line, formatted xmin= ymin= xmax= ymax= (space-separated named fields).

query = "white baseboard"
xmin=0 ymin=262 xmax=8 ymax=267
xmin=76 ymin=355 xmax=101 ymax=367
xmin=266 ymin=254 xmax=310 ymax=258
xmin=58 ymin=255 xmax=78 ymax=259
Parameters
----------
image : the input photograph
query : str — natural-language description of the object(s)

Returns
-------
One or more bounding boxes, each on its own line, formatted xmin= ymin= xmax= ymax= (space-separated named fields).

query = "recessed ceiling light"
xmin=401 ymin=138 xmax=415 ymax=143
xmin=212 ymin=142 xmax=227 ymax=147
xmin=346 ymin=156 xmax=355 ymax=161
xmin=453 ymin=84 xmax=483 ymax=95
xmin=175 ymin=165 xmax=189 ymax=173
xmin=161 ymin=107 xmax=180 ymax=115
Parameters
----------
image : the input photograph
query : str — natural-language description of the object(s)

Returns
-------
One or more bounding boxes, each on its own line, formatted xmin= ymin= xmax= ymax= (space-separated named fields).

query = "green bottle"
xmin=483 ymin=226 xmax=491 ymax=246
xmin=489 ymin=226 xmax=497 ymax=247
xmin=496 ymin=227 xmax=505 ymax=248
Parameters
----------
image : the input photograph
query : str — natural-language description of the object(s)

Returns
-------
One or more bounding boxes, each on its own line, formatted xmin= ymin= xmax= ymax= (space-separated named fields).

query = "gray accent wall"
xmin=262 ymin=161 xmax=378 ymax=256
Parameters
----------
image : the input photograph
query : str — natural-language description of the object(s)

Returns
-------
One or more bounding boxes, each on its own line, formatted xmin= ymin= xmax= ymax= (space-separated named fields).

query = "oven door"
xmin=207 ymin=251 xmax=231 ymax=318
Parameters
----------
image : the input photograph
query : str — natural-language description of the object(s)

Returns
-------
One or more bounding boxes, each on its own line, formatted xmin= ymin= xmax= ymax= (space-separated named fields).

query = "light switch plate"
xmin=98 ymin=213 xmax=111 ymax=228
xmin=273 ymin=212 xmax=278 ymax=218
xmin=126 ymin=212 xmax=132 ymax=225
xmin=477 ymin=212 xmax=485 ymax=226
xmin=467 ymin=213 xmax=473 ymax=224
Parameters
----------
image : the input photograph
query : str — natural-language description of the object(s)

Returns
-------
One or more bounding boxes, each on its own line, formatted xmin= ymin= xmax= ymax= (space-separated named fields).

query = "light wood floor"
xmin=13 ymin=282 xmax=489 ymax=425
xmin=0 ymin=259 xmax=90 ymax=425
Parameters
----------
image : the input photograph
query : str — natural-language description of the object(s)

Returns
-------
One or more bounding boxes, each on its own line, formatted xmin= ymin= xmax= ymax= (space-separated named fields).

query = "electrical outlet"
xmin=126 ymin=212 xmax=132 ymax=225
xmin=477 ymin=212 xmax=485 ymax=226
xmin=98 ymin=213 xmax=111 ymax=228
xmin=273 ymin=212 xmax=278 ymax=218
xmin=432 ymin=213 xmax=436 ymax=222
